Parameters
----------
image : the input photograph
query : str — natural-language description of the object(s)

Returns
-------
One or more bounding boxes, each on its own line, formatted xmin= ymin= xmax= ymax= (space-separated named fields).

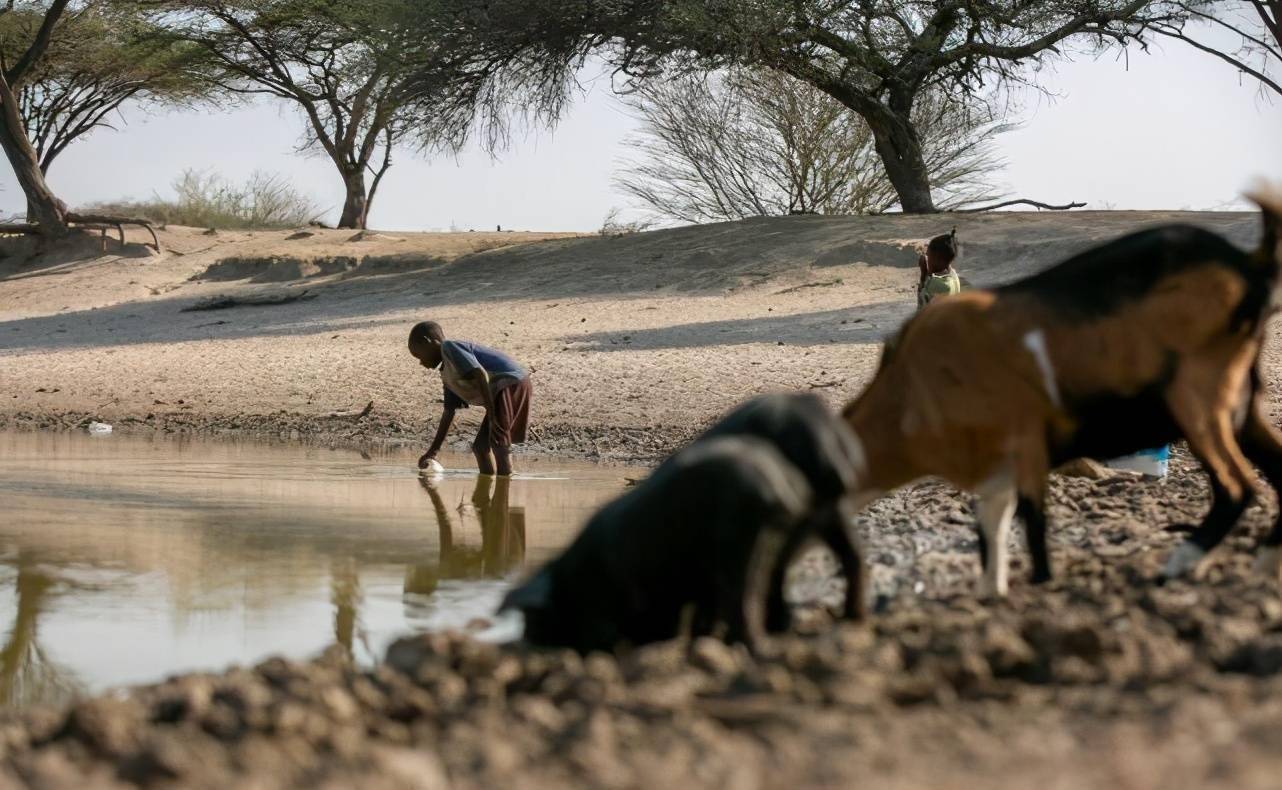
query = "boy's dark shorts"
xmin=475 ymin=376 xmax=532 ymax=450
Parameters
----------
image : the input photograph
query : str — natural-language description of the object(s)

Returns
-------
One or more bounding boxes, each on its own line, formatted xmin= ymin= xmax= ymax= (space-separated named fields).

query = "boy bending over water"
xmin=408 ymin=321 xmax=532 ymax=476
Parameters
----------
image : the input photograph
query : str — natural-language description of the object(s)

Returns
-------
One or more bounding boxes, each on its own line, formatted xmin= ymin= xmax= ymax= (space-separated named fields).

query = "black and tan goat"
xmin=840 ymin=189 xmax=1282 ymax=595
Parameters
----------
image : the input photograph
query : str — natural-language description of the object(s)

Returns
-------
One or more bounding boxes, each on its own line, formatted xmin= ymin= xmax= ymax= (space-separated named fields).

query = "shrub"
xmin=87 ymin=169 xmax=324 ymax=230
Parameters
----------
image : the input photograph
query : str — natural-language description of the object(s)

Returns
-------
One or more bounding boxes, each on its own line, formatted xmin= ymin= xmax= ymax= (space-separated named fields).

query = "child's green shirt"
xmin=917 ymin=269 xmax=961 ymax=309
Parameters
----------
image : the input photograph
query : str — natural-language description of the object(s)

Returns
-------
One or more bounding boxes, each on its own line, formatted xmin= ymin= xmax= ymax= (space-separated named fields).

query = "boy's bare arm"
xmin=420 ymin=406 xmax=456 ymax=467
xmin=465 ymin=368 xmax=498 ymax=417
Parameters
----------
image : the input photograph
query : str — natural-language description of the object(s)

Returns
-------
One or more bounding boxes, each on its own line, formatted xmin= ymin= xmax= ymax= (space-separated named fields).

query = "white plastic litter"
xmin=1106 ymin=445 xmax=1169 ymax=478
xmin=87 ymin=422 xmax=113 ymax=435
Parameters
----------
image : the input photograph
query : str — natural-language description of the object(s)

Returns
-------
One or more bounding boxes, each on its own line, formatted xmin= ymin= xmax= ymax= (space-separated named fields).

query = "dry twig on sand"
xmin=181 ymin=290 xmax=317 ymax=312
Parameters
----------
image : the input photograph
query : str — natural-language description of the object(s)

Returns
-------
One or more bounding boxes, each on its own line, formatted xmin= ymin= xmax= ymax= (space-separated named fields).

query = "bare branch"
xmin=951 ymin=198 xmax=1087 ymax=213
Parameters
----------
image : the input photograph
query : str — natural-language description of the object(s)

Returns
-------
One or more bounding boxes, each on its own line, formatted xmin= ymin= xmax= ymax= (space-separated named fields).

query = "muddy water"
xmin=0 ymin=430 xmax=631 ymax=709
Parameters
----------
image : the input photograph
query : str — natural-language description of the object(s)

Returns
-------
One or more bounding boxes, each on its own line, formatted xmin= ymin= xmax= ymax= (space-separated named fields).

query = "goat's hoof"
xmin=980 ymin=579 xmax=1009 ymax=599
xmin=1163 ymin=522 xmax=1197 ymax=534
xmin=1162 ymin=541 xmax=1207 ymax=581
xmin=1253 ymin=546 xmax=1282 ymax=581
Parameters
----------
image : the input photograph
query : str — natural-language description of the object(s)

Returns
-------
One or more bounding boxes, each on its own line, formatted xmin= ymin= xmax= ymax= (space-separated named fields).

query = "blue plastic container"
xmin=1105 ymin=445 xmax=1170 ymax=478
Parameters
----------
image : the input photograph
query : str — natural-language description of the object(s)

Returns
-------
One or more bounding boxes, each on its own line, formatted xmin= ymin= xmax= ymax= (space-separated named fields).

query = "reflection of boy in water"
xmin=403 ymin=476 xmax=527 ymax=597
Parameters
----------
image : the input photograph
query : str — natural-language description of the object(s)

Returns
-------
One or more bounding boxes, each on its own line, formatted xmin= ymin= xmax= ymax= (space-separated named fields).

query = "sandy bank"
xmin=0 ymin=212 xmax=1272 ymax=463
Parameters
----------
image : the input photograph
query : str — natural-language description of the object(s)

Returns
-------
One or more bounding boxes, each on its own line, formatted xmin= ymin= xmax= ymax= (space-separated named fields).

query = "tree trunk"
xmin=803 ymin=72 xmax=938 ymax=214
xmin=337 ymin=167 xmax=369 ymax=229
xmin=866 ymin=111 xmax=936 ymax=214
xmin=0 ymin=75 xmax=67 ymax=236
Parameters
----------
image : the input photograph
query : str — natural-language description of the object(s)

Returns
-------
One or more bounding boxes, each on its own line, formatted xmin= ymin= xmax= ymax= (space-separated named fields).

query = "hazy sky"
xmin=3 ymin=30 xmax=1280 ymax=231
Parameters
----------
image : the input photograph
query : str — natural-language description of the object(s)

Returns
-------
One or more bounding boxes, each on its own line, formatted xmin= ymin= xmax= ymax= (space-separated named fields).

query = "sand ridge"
xmin=0 ymin=211 xmax=1269 ymax=462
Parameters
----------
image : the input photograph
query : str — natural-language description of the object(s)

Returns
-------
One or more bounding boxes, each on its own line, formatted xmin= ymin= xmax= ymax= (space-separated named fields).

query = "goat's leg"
xmin=1017 ymin=494 xmax=1052 ymax=584
xmin=763 ymin=524 xmax=810 ymax=634
xmin=764 ymin=492 xmax=879 ymax=633
xmin=821 ymin=498 xmax=868 ymax=621
xmin=1015 ymin=438 xmax=1053 ymax=584
xmin=975 ymin=472 xmax=1018 ymax=597
xmin=1163 ymin=408 xmax=1256 ymax=580
xmin=1239 ymin=399 xmax=1282 ymax=580
xmin=719 ymin=554 xmax=763 ymax=651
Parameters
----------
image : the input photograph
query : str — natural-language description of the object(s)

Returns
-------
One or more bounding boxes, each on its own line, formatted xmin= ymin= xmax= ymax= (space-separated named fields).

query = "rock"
xmin=346 ymin=231 xmax=403 ymax=243
xmin=982 ymin=623 xmax=1039 ymax=678
xmin=689 ymin=638 xmax=740 ymax=677
xmin=151 ymin=677 xmax=214 ymax=723
xmin=369 ymin=746 xmax=450 ymax=789
xmin=1221 ymin=636 xmax=1282 ymax=676
xmin=286 ymin=231 xmax=315 ymax=240
xmin=1053 ymin=458 xmax=1114 ymax=480
xmin=321 ymin=687 xmax=360 ymax=722
xmin=67 ymin=698 xmax=146 ymax=756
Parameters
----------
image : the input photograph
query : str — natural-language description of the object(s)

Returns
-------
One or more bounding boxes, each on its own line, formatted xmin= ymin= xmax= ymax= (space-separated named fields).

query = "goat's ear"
xmin=498 ymin=569 xmax=552 ymax=613
xmin=1246 ymin=182 xmax=1282 ymax=260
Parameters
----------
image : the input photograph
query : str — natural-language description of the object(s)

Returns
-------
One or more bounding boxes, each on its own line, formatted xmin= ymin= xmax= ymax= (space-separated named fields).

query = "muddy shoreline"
xmin=0 ymin=408 xmax=697 ymax=466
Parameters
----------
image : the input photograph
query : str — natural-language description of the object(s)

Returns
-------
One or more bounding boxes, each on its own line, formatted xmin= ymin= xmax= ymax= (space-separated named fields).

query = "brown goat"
xmin=841 ymin=188 xmax=1282 ymax=596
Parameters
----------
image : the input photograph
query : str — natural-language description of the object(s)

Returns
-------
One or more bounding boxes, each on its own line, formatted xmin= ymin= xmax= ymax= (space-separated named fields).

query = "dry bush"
xmin=87 ymin=169 xmax=324 ymax=230
xmin=616 ymin=70 xmax=1011 ymax=223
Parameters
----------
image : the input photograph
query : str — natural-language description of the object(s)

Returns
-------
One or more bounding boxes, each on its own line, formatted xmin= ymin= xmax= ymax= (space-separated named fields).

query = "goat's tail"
xmin=1246 ymin=181 xmax=1282 ymax=268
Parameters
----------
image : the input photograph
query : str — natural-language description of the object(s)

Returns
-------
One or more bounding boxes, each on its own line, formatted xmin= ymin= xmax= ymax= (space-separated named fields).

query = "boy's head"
xmin=925 ymin=228 xmax=958 ymax=274
xmin=408 ymin=321 xmax=445 ymax=369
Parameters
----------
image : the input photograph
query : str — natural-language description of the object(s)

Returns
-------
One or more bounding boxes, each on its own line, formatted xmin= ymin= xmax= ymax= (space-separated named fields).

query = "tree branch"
xmin=951 ymin=198 xmax=1087 ymax=213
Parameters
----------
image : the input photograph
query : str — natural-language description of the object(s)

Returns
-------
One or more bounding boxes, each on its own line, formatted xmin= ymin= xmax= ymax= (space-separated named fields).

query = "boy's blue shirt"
xmin=439 ymin=340 xmax=527 ymax=409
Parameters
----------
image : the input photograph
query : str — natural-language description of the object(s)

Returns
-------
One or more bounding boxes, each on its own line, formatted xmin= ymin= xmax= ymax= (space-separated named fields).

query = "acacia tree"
xmin=159 ymin=0 xmax=439 ymax=229
xmin=1147 ymin=1 xmax=1280 ymax=97
xmin=416 ymin=0 xmax=1167 ymax=213
xmin=0 ymin=0 xmax=72 ymax=235
xmin=0 ymin=4 xmax=212 ymax=178
xmin=617 ymin=69 xmax=1009 ymax=223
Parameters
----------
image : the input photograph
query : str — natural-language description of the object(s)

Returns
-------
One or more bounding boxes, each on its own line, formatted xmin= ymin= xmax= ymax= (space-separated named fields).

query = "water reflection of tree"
xmin=0 ymin=554 xmax=83 ymax=708
xmin=403 ymin=476 xmax=527 ymax=597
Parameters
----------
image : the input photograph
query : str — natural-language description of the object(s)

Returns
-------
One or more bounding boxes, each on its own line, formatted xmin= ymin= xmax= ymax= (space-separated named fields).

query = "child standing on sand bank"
xmin=917 ymin=228 xmax=962 ymax=309
xmin=408 ymin=321 xmax=532 ymax=476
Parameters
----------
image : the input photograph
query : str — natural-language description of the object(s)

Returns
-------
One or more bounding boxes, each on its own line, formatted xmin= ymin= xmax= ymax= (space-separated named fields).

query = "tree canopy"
xmin=150 ymin=0 xmax=458 ymax=228
xmin=410 ymin=0 xmax=1166 ymax=213
xmin=1147 ymin=1 xmax=1280 ymax=97
xmin=0 ymin=3 xmax=213 ymax=176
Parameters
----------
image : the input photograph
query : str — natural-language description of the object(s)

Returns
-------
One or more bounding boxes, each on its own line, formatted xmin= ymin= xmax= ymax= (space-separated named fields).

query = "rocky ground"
xmin=2 ymin=447 xmax=1281 ymax=789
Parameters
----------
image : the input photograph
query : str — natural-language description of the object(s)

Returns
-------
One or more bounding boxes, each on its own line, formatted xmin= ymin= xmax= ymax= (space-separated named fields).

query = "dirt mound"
xmin=191 ymin=256 xmax=359 ymax=283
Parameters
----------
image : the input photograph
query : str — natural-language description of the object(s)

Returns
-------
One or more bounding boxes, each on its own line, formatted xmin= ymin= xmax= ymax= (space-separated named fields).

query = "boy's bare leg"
xmin=473 ymin=416 xmax=497 ymax=475
xmin=473 ymin=444 xmax=496 ymax=475
xmin=493 ymin=444 xmax=513 ymax=476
